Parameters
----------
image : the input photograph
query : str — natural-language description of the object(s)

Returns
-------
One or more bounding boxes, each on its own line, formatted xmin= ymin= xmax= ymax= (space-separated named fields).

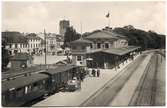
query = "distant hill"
xmin=112 ymin=25 xmax=165 ymax=49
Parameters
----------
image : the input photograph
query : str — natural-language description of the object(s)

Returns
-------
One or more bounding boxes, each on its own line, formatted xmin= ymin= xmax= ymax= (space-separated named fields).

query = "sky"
xmin=1 ymin=1 xmax=166 ymax=34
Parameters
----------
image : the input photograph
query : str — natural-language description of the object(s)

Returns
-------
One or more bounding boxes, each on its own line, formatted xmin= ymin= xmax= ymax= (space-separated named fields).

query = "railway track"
xmin=80 ymin=54 xmax=147 ymax=106
xmin=129 ymin=53 xmax=159 ymax=106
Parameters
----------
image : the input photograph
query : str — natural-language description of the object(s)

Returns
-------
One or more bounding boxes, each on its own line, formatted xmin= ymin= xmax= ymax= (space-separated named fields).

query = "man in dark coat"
xmin=92 ymin=69 xmax=96 ymax=77
xmin=97 ymin=68 xmax=100 ymax=77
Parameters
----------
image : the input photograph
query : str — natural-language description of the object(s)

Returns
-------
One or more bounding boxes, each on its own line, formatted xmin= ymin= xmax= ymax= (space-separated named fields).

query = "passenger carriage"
xmin=2 ymin=64 xmax=81 ymax=107
xmin=41 ymin=64 xmax=81 ymax=94
xmin=2 ymin=73 xmax=49 ymax=107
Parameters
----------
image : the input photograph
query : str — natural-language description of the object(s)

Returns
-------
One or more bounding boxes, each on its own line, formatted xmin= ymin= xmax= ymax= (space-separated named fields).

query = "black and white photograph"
xmin=1 ymin=1 xmax=165 ymax=107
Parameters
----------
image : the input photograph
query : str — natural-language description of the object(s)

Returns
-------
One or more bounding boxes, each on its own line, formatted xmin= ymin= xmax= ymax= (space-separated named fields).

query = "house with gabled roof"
xmin=70 ymin=27 xmax=141 ymax=69
xmin=2 ymin=31 xmax=29 ymax=55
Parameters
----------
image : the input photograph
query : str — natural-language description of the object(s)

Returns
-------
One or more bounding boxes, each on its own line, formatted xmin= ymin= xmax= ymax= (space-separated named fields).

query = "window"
xmin=72 ymin=46 xmax=76 ymax=50
xmin=82 ymin=46 xmax=85 ymax=50
xmin=77 ymin=56 xmax=82 ymax=61
xmin=90 ymin=44 xmax=93 ymax=49
xmin=15 ymin=44 xmax=18 ymax=48
xmin=16 ymin=88 xmax=24 ymax=97
xmin=97 ymin=43 xmax=101 ymax=49
xmin=9 ymin=90 xmax=16 ymax=100
xmin=32 ymin=82 xmax=39 ymax=91
xmin=105 ymin=43 xmax=109 ymax=49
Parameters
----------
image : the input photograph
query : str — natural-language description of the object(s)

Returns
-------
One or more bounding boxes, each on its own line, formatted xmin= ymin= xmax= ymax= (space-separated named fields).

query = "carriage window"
xmin=16 ymin=88 xmax=24 ymax=97
xmin=28 ymin=85 xmax=32 ymax=92
xmin=9 ymin=90 xmax=16 ymax=100
xmin=2 ymin=94 xmax=6 ymax=103
xmin=32 ymin=82 xmax=39 ymax=91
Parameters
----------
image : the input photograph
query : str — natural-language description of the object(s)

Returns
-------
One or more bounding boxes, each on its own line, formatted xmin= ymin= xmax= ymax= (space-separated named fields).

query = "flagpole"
xmin=80 ymin=21 xmax=82 ymax=38
xmin=106 ymin=11 xmax=110 ymax=28
xmin=108 ymin=11 xmax=110 ymax=27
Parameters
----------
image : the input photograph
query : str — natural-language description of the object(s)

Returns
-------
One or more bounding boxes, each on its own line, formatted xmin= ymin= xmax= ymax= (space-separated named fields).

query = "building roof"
xmin=103 ymin=30 xmax=126 ymax=38
xmin=44 ymin=64 xmax=79 ymax=75
xmin=26 ymin=33 xmax=43 ymax=40
xmin=70 ymin=38 xmax=93 ymax=44
xmin=85 ymin=31 xmax=119 ymax=39
xmin=2 ymin=74 xmax=48 ymax=93
xmin=2 ymin=66 xmax=45 ymax=80
xmin=87 ymin=46 xmax=141 ymax=56
xmin=103 ymin=46 xmax=141 ymax=56
xmin=10 ymin=53 xmax=33 ymax=60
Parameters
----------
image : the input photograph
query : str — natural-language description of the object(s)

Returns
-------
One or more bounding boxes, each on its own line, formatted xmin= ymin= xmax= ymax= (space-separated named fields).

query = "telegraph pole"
xmin=44 ymin=29 xmax=47 ymax=66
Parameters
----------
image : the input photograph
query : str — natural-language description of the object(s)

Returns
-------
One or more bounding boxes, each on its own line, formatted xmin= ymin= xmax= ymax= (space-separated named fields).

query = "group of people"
xmin=78 ymin=68 xmax=101 ymax=82
xmin=91 ymin=68 xmax=100 ymax=77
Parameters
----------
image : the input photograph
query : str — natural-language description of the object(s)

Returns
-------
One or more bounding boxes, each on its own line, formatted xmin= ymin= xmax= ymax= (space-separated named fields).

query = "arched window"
xmin=97 ymin=43 xmax=101 ymax=49
xmin=105 ymin=43 xmax=109 ymax=49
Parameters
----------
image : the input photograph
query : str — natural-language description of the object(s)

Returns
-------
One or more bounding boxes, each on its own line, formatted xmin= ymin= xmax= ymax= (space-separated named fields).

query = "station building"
xmin=70 ymin=28 xmax=141 ymax=69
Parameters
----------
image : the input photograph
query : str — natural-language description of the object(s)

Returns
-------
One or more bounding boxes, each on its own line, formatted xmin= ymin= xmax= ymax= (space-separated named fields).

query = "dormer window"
xmin=105 ymin=43 xmax=109 ymax=49
xmin=97 ymin=43 xmax=101 ymax=49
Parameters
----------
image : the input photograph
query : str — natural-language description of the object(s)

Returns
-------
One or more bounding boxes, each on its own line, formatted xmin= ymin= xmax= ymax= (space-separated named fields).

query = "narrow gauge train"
xmin=2 ymin=65 xmax=81 ymax=107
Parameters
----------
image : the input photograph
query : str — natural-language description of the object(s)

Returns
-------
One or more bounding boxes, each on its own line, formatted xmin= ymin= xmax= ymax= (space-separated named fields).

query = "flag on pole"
xmin=106 ymin=12 xmax=110 ymax=18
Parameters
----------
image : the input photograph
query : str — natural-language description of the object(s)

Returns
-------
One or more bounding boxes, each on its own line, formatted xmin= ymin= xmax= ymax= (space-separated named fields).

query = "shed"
xmin=10 ymin=53 xmax=33 ymax=69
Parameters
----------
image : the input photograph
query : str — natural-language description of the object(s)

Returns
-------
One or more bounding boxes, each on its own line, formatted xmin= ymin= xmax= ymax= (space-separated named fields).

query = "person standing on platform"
xmin=92 ymin=69 xmax=96 ymax=77
xmin=97 ymin=68 xmax=100 ymax=77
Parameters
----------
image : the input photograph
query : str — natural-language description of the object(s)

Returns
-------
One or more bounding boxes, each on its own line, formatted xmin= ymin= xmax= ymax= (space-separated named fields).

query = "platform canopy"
xmin=87 ymin=46 xmax=141 ymax=56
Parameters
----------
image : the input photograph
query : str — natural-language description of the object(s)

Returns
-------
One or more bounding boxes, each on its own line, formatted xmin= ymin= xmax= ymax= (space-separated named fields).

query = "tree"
xmin=113 ymin=26 xmax=165 ymax=50
xmin=64 ymin=27 xmax=81 ymax=47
